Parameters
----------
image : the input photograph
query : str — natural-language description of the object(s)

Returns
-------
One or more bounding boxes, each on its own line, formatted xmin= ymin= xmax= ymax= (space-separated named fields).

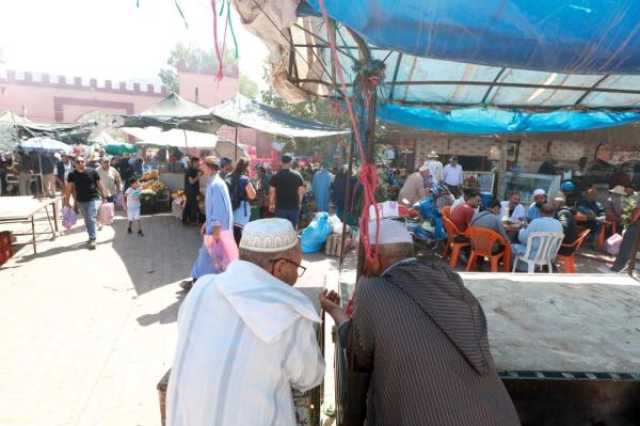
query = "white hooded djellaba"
xmin=167 ymin=260 xmax=325 ymax=426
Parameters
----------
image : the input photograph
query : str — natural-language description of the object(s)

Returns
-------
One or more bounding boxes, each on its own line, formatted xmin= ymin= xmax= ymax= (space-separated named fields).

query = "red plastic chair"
xmin=442 ymin=216 xmax=469 ymax=268
xmin=557 ymin=229 xmax=591 ymax=273
xmin=465 ymin=227 xmax=512 ymax=272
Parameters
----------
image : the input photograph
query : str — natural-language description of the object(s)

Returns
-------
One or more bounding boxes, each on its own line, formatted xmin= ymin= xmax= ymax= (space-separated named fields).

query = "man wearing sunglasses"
xmin=167 ymin=218 xmax=323 ymax=426
xmin=64 ymin=156 xmax=107 ymax=250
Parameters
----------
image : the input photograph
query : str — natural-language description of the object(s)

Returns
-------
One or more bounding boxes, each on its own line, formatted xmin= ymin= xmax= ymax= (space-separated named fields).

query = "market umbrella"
xmin=18 ymin=137 xmax=73 ymax=195
xmin=104 ymin=140 xmax=137 ymax=155
xmin=19 ymin=137 xmax=73 ymax=154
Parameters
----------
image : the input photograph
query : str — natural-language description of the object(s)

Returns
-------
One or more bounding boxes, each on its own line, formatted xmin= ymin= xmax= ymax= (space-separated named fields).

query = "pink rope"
xmin=211 ymin=0 xmax=225 ymax=81
xmin=318 ymin=0 xmax=380 ymax=267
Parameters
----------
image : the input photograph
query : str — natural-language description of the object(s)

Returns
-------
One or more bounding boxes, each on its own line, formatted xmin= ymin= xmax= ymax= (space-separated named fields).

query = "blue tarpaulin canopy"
xmin=236 ymin=0 xmax=640 ymax=134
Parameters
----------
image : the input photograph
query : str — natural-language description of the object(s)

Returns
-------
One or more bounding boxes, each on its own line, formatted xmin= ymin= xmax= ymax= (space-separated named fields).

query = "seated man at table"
xmin=500 ymin=192 xmax=526 ymax=223
xmin=471 ymin=197 xmax=510 ymax=243
xmin=577 ymin=187 xmax=605 ymax=242
xmin=526 ymin=188 xmax=547 ymax=222
xmin=552 ymin=193 xmax=578 ymax=255
xmin=320 ymin=219 xmax=520 ymax=426
xmin=513 ymin=203 xmax=563 ymax=259
xmin=451 ymin=189 xmax=481 ymax=232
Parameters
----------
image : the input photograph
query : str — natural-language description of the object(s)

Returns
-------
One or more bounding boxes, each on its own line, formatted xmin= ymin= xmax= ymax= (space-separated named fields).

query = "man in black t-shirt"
xmin=269 ymin=155 xmax=305 ymax=229
xmin=64 ymin=156 xmax=106 ymax=249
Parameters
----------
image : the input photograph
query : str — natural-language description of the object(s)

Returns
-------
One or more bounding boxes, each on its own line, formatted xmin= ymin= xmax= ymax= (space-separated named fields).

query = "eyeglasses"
xmin=270 ymin=258 xmax=306 ymax=277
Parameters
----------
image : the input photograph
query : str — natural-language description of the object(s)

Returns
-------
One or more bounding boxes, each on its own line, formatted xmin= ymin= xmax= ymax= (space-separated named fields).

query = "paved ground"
xmin=0 ymin=204 xmax=629 ymax=426
xmin=0 ymin=210 xmax=345 ymax=426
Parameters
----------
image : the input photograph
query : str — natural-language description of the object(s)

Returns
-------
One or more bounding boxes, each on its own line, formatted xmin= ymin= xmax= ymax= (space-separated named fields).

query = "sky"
xmin=0 ymin=0 xmax=269 ymax=85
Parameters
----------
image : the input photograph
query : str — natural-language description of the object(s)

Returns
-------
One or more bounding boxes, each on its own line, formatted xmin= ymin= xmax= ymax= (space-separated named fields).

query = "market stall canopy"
xmin=203 ymin=94 xmax=349 ymax=138
xmin=120 ymin=93 xmax=222 ymax=134
xmin=0 ymin=111 xmax=31 ymax=151
xmin=120 ymin=93 xmax=348 ymax=138
xmin=121 ymin=127 xmax=219 ymax=149
xmin=18 ymin=137 xmax=73 ymax=155
xmin=233 ymin=0 xmax=640 ymax=134
xmin=121 ymin=127 xmax=248 ymax=159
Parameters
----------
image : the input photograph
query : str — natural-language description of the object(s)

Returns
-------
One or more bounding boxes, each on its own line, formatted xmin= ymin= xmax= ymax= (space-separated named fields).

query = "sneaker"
xmin=138 ymin=230 xmax=144 ymax=237
xmin=88 ymin=240 xmax=96 ymax=250
xmin=180 ymin=280 xmax=194 ymax=291
xmin=127 ymin=227 xmax=132 ymax=234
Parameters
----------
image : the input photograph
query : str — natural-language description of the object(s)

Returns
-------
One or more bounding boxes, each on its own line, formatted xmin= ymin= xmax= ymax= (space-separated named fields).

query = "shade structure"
xmin=0 ymin=111 xmax=31 ymax=151
xmin=119 ymin=93 xmax=348 ymax=139
xmin=121 ymin=93 xmax=222 ymax=134
xmin=205 ymin=94 xmax=350 ymax=138
xmin=121 ymin=127 xmax=219 ymax=149
xmin=18 ymin=137 xmax=73 ymax=155
xmin=232 ymin=0 xmax=640 ymax=135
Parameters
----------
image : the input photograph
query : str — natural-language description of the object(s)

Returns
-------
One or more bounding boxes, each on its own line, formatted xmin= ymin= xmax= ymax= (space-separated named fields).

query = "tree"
xmin=239 ymin=75 xmax=258 ymax=98
xmin=158 ymin=43 xmax=238 ymax=92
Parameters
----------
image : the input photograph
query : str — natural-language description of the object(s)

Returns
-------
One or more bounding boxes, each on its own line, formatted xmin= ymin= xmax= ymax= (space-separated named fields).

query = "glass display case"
xmin=464 ymin=171 xmax=496 ymax=193
xmin=498 ymin=172 xmax=562 ymax=205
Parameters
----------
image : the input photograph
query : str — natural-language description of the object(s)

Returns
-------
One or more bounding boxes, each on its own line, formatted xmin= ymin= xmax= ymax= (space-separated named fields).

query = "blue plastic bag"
xmin=301 ymin=212 xmax=333 ymax=253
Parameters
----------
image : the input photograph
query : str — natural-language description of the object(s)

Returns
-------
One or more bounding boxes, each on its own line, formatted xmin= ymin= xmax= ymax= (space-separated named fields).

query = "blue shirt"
xmin=205 ymin=174 xmax=233 ymax=234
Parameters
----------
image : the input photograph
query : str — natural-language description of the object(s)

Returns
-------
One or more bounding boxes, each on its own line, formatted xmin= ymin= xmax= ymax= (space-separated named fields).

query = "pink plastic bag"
xmin=203 ymin=229 xmax=239 ymax=272
xmin=97 ymin=202 xmax=115 ymax=226
xmin=606 ymin=233 xmax=623 ymax=256
xmin=62 ymin=206 xmax=77 ymax=231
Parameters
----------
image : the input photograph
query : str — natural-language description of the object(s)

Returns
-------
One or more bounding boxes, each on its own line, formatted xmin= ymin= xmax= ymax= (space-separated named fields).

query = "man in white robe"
xmin=167 ymin=218 xmax=325 ymax=426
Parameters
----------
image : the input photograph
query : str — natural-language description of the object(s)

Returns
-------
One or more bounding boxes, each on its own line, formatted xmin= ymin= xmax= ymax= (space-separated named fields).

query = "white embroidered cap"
xmin=240 ymin=218 xmax=299 ymax=252
xmin=368 ymin=219 xmax=413 ymax=245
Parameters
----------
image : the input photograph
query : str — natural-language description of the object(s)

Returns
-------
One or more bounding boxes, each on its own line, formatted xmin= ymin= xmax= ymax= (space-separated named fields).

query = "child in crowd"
xmin=124 ymin=177 xmax=143 ymax=237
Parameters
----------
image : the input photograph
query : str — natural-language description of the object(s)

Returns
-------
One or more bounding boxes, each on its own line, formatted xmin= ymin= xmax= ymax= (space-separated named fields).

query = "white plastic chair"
xmin=512 ymin=232 xmax=564 ymax=274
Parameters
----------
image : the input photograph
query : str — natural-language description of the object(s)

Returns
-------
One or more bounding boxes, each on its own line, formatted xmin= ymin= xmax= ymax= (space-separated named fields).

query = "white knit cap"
xmin=239 ymin=218 xmax=298 ymax=252
xmin=368 ymin=219 xmax=413 ymax=245
xmin=533 ymin=188 xmax=546 ymax=197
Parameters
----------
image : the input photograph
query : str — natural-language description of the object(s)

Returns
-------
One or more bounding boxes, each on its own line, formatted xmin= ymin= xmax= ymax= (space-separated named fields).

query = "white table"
xmin=0 ymin=196 xmax=59 ymax=254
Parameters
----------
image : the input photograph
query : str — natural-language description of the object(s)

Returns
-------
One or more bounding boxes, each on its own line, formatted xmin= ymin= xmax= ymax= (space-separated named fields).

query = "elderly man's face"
xmin=510 ymin=194 xmax=521 ymax=206
xmin=101 ymin=161 xmax=110 ymax=170
xmin=534 ymin=194 xmax=546 ymax=205
xmin=272 ymin=246 xmax=303 ymax=286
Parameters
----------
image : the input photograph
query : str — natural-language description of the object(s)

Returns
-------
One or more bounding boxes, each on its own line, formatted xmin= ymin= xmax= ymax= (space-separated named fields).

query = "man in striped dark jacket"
xmin=321 ymin=219 xmax=520 ymax=426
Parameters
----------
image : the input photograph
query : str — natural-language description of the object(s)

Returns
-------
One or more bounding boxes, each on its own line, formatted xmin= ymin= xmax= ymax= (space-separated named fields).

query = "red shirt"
xmin=451 ymin=203 xmax=476 ymax=232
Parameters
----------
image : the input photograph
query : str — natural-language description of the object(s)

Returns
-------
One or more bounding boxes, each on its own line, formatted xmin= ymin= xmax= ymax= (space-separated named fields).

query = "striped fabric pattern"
xmin=349 ymin=259 xmax=521 ymax=426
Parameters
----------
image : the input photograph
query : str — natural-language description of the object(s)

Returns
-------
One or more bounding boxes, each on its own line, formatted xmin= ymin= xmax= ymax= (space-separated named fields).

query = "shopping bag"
xmin=97 ymin=202 xmax=115 ymax=226
xmin=62 ymin=206 xmax=77 ymax=231
xmin=203 ymin=229 xmax=239 ymax=273
xmin=606 ymin=233 xmax=623 ymax=256
xmin=301 ymin=212 xmax=332 ymax=253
